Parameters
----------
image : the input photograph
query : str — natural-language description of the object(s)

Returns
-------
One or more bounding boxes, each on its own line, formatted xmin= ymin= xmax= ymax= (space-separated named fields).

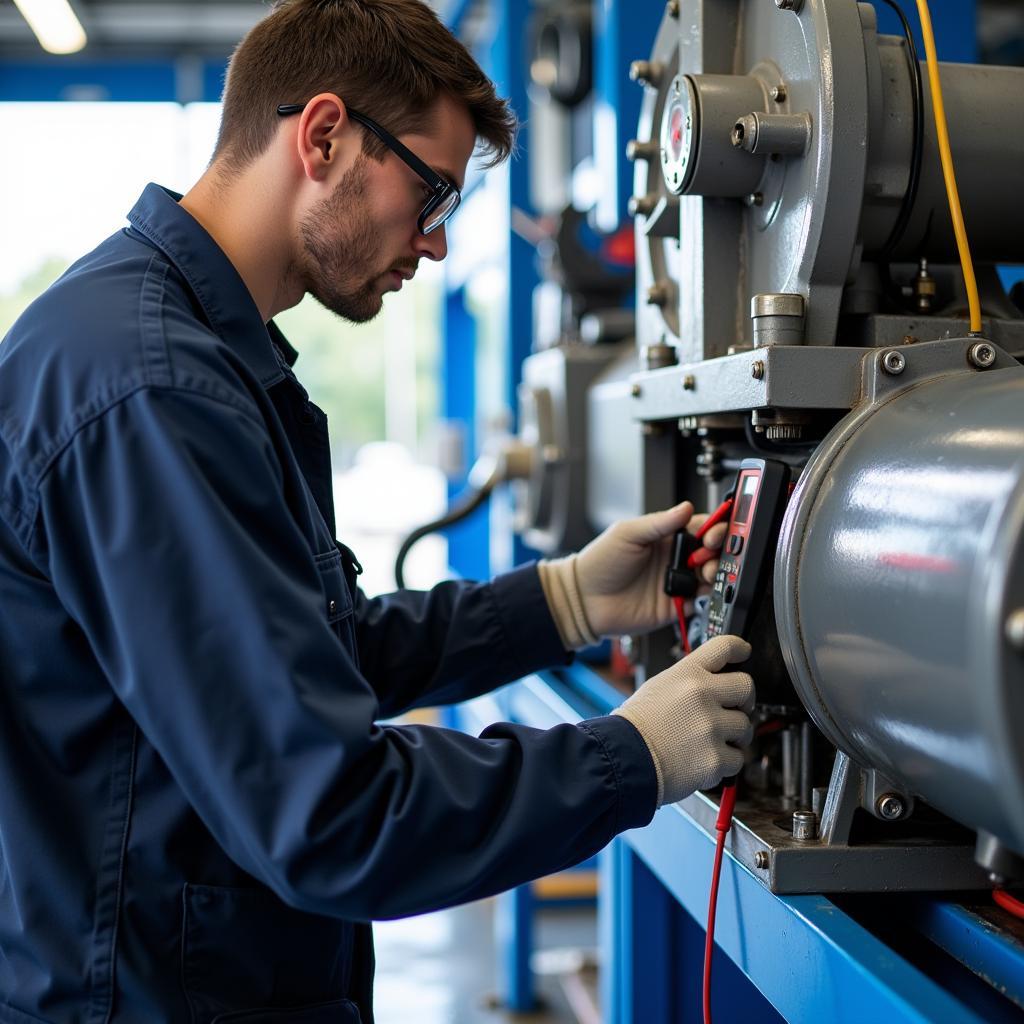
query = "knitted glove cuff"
xmin=537 ymin=556 xmax=600 ymax=651
xmin=612 ymin=704 xmax=665 ymax=806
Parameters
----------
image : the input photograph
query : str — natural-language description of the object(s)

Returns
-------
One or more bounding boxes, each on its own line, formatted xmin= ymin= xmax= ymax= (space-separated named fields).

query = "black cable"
xmin=878 ymin=0 xmax=925 ymax=259
xmin=393 ymin=480 xmax=495 ymax=589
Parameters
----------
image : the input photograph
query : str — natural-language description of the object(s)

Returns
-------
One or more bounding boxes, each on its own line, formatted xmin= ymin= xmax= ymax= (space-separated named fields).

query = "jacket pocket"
xmin=181 ymin=884 xmax=354 ymax=1024
xmin=211 ymin=998 xmax=360 ymax=1023
xmin=315 ymin=549 xmax=357 ymax=658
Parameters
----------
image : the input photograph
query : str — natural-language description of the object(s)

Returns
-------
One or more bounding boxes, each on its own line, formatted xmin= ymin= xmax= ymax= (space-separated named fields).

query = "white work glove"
xmin=537 ymin=501 xmax=727 ymax=649
xmin=612 ymin=635 xmax=755 ymax=806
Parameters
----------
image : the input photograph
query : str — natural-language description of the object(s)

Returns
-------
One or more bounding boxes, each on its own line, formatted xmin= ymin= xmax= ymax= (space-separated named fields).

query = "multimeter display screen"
xmin=733 ymin=472 xmax=760 ymax=525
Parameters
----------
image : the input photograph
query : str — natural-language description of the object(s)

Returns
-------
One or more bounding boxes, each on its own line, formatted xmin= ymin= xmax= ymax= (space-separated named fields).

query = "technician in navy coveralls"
xmin=0 ymin=2 xmax=754 ymax=1020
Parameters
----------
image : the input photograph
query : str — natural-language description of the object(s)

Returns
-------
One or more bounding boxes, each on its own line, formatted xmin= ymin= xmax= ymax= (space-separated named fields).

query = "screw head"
xmin=754 ymin=850 xmax=770 ymax=869
xmin=968 ymin=341 xmax=996 ymax=369
xmin=744 ymin=192 xmax=764 ymax=207
xmin=1006 ymin=608 xmax=1024 ymax=651
xmin=682 ymin=374 xmax=696 ymax=391
xmin=882 ymin=350 xmax=906 ymax=375
xmin=770 ymin=84 xmax=787 ymax=102
xmin=631 ymin=383 xmax=642 ymax=398
xmin=775 ymin=0 xmax=802 ymax=9
xmin=877 ymin=794 xmax=905 ymax=820
xmin=751 ymin=360 xmax=765 ymax=380
xmin=667 ymin=0 xmax=680 ymax=15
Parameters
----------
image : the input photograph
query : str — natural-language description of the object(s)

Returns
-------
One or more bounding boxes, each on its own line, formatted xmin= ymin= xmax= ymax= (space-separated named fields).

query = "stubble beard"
xmin=297 ymin=155 xmax=386 ymax=324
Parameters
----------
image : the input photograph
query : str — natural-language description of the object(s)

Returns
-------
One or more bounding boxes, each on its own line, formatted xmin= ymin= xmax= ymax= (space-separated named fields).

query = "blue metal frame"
xmin=0 ymin=59 xmax=227 ymax=103
xmin=477 ymin=665 xmax=1024 ymax=1023
xmin=593 ymin=0 xmax=664 ymax=232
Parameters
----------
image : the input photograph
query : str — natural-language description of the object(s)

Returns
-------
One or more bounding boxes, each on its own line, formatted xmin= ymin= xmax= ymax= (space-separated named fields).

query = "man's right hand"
xmin=612 ymin=635 xmax=755 ymax=807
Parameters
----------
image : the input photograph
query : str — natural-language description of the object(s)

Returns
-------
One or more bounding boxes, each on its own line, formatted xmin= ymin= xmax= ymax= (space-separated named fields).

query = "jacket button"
xmin=329 ymin=599 xmax=338 ymax=615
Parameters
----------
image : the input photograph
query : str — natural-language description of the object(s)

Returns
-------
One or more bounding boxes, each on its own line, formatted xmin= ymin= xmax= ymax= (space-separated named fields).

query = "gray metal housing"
xmin=775 ymin=348 xmax=1024 ymax=856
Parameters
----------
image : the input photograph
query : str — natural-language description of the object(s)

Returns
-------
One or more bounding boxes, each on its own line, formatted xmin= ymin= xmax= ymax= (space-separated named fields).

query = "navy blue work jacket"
xmin=0 ymin=184 xmax=656 ymax=1024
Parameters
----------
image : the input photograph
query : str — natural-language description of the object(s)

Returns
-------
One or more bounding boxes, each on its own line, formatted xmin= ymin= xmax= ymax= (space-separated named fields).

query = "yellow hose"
xmin=915 ymin=0 xmax=982 ymax=333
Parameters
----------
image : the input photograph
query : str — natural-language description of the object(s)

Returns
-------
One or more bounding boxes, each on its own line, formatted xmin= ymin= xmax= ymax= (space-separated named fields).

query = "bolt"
xmin=682 ymin=374 xmax=696 ymax=391
xmin=775 ymin=0 xmax=803 ymax=9
xmin=628 ymin=194 xmax=656 ymax=218
xmin=990 ymin=871 xmax=1009 ymax=887
xmin=1006 ymin=608 xmax=1024 ymax=651
xmin=631 ymin=383 xmax=642 ymax=399
xmin=629 ymin=60 xmax=662 ymax=87
xmin=792 ymin=810 xmax=817 ymax=841
xmin=770 ymin=84 xmax=787 ymax=103
xmin=745 ymin=192 xmax=764 ymax=207
xmin=646 ymin=282 xmax=670 ymax=307
xmin=882 ymin=350 xmax=906 ymax=375
xmin=751 ymin=360 xmax=765 ymax=380
xmin=754 ymin=850 xmax=770 ymax=870
xmin=902 ymin=335 xmax=919 ymax=345
xmin=877 ymin=793 xmax=905 ymax=820
xmin=968 ymin=341 xmax=996 ymax=369
xmin=667 ymin=0 xmax=680 ymax=15
xmin=626 ymin=139 xmax=657 ymax=162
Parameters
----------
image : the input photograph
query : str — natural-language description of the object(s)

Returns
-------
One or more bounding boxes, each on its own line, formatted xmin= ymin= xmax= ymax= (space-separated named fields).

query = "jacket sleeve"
xmin=352 ymin=566 xmax=572 ymax=719
xmin=34 ymin=385 xmax=657 ymax=921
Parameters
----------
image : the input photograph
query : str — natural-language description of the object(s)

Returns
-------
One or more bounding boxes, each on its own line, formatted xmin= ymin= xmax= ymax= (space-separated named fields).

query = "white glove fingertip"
xmin=689 ymin=633 xmax=751 ymax=672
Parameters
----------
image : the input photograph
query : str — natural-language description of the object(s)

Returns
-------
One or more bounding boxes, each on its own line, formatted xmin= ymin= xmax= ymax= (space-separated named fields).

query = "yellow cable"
xmin=915 ymin=0 xmax=982 ymax=333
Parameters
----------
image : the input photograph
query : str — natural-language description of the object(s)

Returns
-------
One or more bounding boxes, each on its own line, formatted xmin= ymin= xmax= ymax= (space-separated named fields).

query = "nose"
xmin=415 ymin=223 xmax=448 ymax=262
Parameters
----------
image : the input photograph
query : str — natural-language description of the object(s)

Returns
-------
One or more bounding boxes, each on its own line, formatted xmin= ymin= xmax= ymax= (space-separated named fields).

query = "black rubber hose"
xmin=394 ymin=476 xmax=497 ymax=589
xmin=878 ymin=0 xmax=925 ymax=259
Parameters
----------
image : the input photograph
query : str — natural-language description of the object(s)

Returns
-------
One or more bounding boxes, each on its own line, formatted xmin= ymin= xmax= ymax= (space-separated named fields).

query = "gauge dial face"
xmin=660 ymin=74 xmax=697 ymax=194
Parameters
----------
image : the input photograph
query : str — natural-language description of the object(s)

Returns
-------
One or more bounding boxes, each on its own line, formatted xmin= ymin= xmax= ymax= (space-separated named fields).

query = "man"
xmin=0 ymin=1 xmax=754 ymax=1021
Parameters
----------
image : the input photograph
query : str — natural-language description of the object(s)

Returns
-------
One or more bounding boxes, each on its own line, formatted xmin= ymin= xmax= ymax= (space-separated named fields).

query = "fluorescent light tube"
xmin=12 ymin=0 xmax=87 ymax=55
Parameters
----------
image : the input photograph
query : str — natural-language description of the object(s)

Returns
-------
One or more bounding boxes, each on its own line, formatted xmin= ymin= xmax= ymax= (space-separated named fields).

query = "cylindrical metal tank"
xmin=775 ymin=365 xmax=1024 ymax=854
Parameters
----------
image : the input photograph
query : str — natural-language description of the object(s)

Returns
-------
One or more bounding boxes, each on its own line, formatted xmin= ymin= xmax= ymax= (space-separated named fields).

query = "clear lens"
xmin=422 ymin=189 xmax=461 ymax=234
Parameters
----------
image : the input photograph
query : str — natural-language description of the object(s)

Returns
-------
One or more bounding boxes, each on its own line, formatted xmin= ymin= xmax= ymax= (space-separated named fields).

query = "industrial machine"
xmin=473 ymin=0 xmax=1024 ymax=897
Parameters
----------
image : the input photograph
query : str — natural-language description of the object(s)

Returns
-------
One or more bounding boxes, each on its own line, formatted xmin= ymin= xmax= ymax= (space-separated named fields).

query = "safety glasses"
xmin=277 ymin=103 xmax=461 ymax=235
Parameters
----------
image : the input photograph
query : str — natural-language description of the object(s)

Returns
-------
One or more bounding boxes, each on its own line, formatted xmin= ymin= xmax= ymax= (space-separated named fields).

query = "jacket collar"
xmin=126 ymin=183 xmax=289 ymax=387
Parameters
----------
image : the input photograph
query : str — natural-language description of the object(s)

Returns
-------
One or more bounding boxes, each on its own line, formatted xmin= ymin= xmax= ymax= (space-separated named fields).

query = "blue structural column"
xmin=440 ymin=287 xmax=490 ymax=580
xmin=593 ymin=0 xmax=665 ymax=233
xmin=488 ymin=0 xmax=539 ymax=573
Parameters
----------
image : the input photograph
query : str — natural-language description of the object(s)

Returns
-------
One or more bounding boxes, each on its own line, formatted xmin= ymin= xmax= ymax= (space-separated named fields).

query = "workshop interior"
xmin=3 ymin=0 xmax=1024 ymax=1021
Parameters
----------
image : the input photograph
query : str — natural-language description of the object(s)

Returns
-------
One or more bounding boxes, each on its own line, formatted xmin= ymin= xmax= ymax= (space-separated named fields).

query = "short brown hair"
xmin=213 ymin=0 xmax=516 ymax=173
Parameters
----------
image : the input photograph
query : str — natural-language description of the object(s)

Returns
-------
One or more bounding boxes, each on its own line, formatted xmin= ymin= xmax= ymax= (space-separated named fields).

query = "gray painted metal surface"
xmin=775 ymin=352 xmax=1024 ymax=857
xmin=631 ymin=0 xmax=1024 ymax=363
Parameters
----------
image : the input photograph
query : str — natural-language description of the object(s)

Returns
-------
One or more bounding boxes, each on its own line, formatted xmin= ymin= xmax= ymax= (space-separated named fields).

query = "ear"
xmin=292 ymin=93 xmax=358 ymax=182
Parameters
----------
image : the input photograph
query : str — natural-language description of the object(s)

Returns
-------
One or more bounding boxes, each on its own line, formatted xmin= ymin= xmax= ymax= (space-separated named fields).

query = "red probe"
xmin=666 ymin=496 xmax=738 ymax=1024
xmin=670 ymin=498 xmax=734 ymax=654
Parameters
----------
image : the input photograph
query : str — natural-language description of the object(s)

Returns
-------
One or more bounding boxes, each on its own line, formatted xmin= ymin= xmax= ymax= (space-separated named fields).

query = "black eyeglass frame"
xmin=277 ymin=103 xmax=461 ymax=235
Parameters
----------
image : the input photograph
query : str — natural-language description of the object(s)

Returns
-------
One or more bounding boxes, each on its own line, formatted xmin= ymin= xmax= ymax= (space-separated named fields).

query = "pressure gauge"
xmin=660 ymin=74 xmax=698 ymax=195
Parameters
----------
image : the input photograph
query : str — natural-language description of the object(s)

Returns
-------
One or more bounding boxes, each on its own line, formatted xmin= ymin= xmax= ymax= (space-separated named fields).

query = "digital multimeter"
xmin=706 ymin=457 xmax=791 ymax=650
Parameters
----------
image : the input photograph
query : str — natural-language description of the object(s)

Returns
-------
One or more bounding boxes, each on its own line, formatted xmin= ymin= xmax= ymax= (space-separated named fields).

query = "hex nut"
xmin=882 ymin=350 xmax=906 ymax=375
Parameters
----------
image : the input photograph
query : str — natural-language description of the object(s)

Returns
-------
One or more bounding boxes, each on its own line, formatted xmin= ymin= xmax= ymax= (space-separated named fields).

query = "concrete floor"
xmin=373 ymin=897 xmax=599 ymax=1024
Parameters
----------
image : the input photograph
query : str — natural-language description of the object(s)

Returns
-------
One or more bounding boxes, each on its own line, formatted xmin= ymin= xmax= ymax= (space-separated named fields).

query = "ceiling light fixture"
xmin=12 ymin=0 xmax=87 ymax=55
